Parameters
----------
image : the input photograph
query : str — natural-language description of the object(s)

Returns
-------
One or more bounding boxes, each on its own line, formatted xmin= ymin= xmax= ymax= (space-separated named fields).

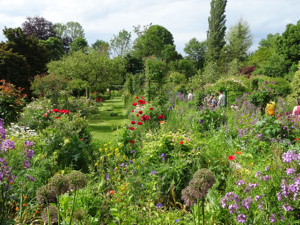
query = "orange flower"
xmin=23 ymin=203 xmax=27 ymax=207
xmin=35 ymin=211 xmax=39 ymax=214
xmin=81 ymin=138 xmax=84 ymax=141
xmin=179 ymin=154 xmax=182 ymax=157
xmin=160 ymin=121 xmax=164 ymax=124
xmin=249 ymin=162 xmax=253 ymax=166
xmin=235 ymin=151 xmax=242 ymax=155
xmin=16 ymin=207 xmax=19 ymax=211
xmin=24 ymin=195 xmax=27 ymax=199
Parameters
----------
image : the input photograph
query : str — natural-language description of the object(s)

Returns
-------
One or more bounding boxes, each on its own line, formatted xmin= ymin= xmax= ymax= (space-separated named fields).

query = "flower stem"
xmin=69 ymin=188 xmax=77 ymax=225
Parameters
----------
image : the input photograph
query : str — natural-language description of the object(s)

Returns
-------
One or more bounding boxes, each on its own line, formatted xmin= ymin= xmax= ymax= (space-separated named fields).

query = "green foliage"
xmin=70 ymin=37 xmax=88 ymax=52
xmin=91 ymin=39 xmax=110 ymax=56
xmin=161 ymin=44 xmax=179 ymax=63
xmin=247 ymin=46 xmax=273 ymax=67
xmin=124 ymin=73 xmax=134 ymax=94
xmin=168 ymin=71 xmax=186 ymax=85
xmin=146 ymin=25 xmax=174 ymax=46
xmin=206 ymin=0 xmax=227 ymax=62
xmin=275 ymin=19 xmax=300 ymax=66
xmin=39 ymin=37 xmax=65 ymax=61
xmin=253 ymin=53 xmax=287 ymax=77
xmin=110 ymin=29 xmax=132 ymax=57
xmin=54 ymin=21 xmax=85 ymax=40
xmin=184 ymin=38 xmax=206 ymax=70
xmin=144 ymin=56 xmax=167 ymax=83
xmin=287 ymin=62 xmax=300 ymax=105
xmin=224 ymin=18 xmax=253 ymax=62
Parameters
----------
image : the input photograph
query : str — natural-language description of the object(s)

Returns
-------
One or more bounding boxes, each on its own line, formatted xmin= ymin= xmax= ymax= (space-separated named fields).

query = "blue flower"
xmin=105 ymin=175 xmax=109 ymax=181
xmin=131 ymin=150 xmax=135 ymax=153
xmin=131 ymin=170 xmax=135 ymax=173
xmin=156 ymin=203 xmax=163 ymax=208
xmin=200 ymin=119 xmax=203 ymax=124
xmin=151 ymin=171 xmax=157 ymax=174
xmin=129 ymin=160 xmax=133 ymax=163
xmin=161 ymin=153 xmax=166 ymax=157
xmin=175 ymin=219 xmax=180 ymax=222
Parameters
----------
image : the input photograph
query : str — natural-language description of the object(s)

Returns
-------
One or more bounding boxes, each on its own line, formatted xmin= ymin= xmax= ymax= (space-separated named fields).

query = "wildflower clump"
xmin=67 ymin=171 xmax=87 ymax=190
xmin=181 ymin=169 xmax=215 ymax=206
xmin=41 ymin=205 xmax=58 ymax=223
xmin=48 ymin=174 xmax=69 ymax=195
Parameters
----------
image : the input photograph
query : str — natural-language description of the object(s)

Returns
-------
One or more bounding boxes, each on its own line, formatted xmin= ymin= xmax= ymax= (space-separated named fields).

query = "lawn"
xmin=88 ymin=96 xmax=129 ymax=142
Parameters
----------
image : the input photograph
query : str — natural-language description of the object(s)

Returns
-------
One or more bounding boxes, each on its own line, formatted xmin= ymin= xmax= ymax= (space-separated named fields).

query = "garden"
xmin=2 ymin=7 xmax=300 ymax=225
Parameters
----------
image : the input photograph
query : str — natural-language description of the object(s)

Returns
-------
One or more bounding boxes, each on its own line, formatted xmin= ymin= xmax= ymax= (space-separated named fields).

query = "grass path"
xmin=88 ymin=96 xmax=129 ymax=142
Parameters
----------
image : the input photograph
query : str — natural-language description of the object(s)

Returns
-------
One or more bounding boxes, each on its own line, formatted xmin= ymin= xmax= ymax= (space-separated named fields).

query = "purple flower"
xmin=105 ymin=175 xmax=109 ymax=181
xmin=156 ymin=203 xmax=163 ymax=208
xmin=282 ymin=150 xmax=297 ymax=163
xmin=129 ymin=160 xmax=133 ymax=163
xmin=242 ymin=197 xmax=253 ymax=210
xmin=131 ymin=170 xmax=135 ymax=173
xmin=269 ymin=214 xmax=276 ymax=223
xmin=200 ymin=119 xmax=203 ymax=124
xmin=130 ymin=150 xmax=135 ymax=154
xmin=120 ymin=163 xmax=124 ymax=167
xmin=175 ymin=219 xmax=179 ymax=222
xmin=286 ymin=168 xmax=295 ymax=176
xmin=161 ymin=153 xmax=166 ymax=157
xmin=265 ymin=165 xmax=269 ymax=171
xmin=1 ymin=140 xmax=16 ymax=151
xmin=151 ymin=171 xmax=157 ymax=174
xmin=236 ymin=180 xmax=245 ymax=188
xmin=237 ymin=214 xmax=247 ymax=223
xmin=282 ymin=204 xmax=293 ymax=212
xmin=24 ymin=141 xmax=34 ymax=147
xmin=24 ymin=160 xmax=30 ymax=169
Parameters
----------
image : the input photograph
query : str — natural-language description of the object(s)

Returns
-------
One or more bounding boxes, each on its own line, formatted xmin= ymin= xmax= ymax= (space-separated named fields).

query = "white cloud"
xmin=0 ymin=0 xmax=299 ymax=54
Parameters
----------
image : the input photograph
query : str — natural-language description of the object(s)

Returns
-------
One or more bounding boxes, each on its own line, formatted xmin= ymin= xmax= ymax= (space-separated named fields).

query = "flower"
xmin=228 ymin=155 xmax=235 ymax=161
xmin=286 ymin=168 xmax=295 ymax=175
xmin=131 ymin=121 xmax=136 ymax=124
xmin=179 ymin=141 xmax=184 ymax=144
xmin=23 ymin=203 xmax=27 ymax=207
xmin=175 ymin=219 xmax=180 ymax=222
xmin=131 ymin=150 xmax=135 ymax=153
xmin=161 ymin=153 xmax=166 ymax=157
xmin=158 ymin=115 xmax=165 ymax=119
xmin=179 ymin=154 xmax=182 ymax=156
xmin=235 ymin=151 xmax=242 ymax=155
xmin=237 ymin=214 xmax=247 ymax=223
xmin=135 ymin=96 xmax=139 ymax=99
xmin=139 ymin=111 xmax=143 ymax=114
xmin=151 ymin=171 xmax=157 ymax=174
xmin=129 ymin=127 xmax=135 ymax=130
xmin=133 ymin=103 xmax=137 ymax=106
xmin=129 ymin=140 xmax=135 ymax=144
xmin=105 ymin=175 xmax=109 ymax=181
xmin=48 ymin=174 xmax=69 ymax=195
xmin=67 ymin=171 xmax=88 ymax=190
xmin=160 ymin=121 xmax=164 ymax=124
xmin=136 ymin=114 xmax=139 ymax=117
xmin=200 ymin=119 xmax=203 ymax=124
xmin=186 ymin=138 xmax=191 ymax=141
xmin=156 ymin=203 xmax=163 ymax=208
xmin=41 ymin=205 xmax=58 ymax=223
xmin=137 ymin=122 xmax=143 ymax=125
xmin=295 ymin=138 xmax=299 ymax=141
xmin=108 ymin=190 xmax=114 ymax=194
xmin=150 ymin=107 xmax=154 ymax=110
xmin=120 ymin=163 xmax=124 ymax=167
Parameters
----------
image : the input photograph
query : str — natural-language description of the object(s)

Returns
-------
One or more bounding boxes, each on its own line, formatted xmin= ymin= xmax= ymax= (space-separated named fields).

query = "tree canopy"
xmin=184 ymin=38 xmax=206 ymax=70
xmin=40 ymin=37 xmax=65 ymax=61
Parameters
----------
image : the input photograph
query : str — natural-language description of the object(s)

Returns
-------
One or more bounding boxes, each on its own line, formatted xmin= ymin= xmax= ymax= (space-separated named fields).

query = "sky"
xmin=0 ymin=0 xmax=299 ymax=55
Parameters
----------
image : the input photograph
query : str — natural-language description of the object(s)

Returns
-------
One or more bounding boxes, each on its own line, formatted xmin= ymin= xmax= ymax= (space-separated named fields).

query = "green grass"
xmin=88 ymin=96 xmax=129 ymax=142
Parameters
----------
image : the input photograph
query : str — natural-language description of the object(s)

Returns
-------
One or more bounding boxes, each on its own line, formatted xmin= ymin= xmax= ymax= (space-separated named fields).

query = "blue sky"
xmin=0 ymin=0 xmax=299 ymax=55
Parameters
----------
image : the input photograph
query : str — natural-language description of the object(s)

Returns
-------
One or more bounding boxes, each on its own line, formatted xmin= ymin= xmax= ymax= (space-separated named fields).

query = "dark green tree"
xmin=184 ymin=38 xmax=206 ymax=69
xmin=275 ymin=20 xmax=300 ymax=67
xmin=146 ymin=25 xmax=174 ymax=46
xmin=40 ymin=37 xmax=65 ymax=61
xmin=206 ymin=0 xmax=227 ymax=62
xmin=1 ymin=27 xmax=50 ymax=79
xmin=70 ymin=37 xmax=88 ymax=52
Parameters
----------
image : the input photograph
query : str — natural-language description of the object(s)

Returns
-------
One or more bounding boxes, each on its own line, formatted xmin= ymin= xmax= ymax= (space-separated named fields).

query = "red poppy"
xmin=108 ymin=190 xmax=114 ymax=194
xmin=136 ymin=96 xmax=139 ymax=99
xmin=137 ymin=122 xmax=143 ymax=125
xmin=132 ymin=110 xmax=134 ymax=112
xmin=129 ymin=140 xmax=135 ymax=144
xmin=158 ymin=115 xmax=165 ymax=119
xmin=141 ymin=97 xmax=144 ymax=99
xmin=136 ymin=114 xmax=139 ymax=117
xmin=100 ymin=98 xmax=103 ymax=102
xmin=295 ymin=138 xmax=299 ymax=141
xmin=150 ymin=107 xmax=154 ymax=110
xmin=228 ymin=155 xmax=235 ymax=161
xmin=133 ymin=103 xmax=137 ymax=106
xmin=131 ymin=121 xmax=136 ymax=124
xmin=179 ymin=141 xmax=183 ymax=144
xmin=139 ymin=111 xmax=143 ymax=114
xmin=39 ymin=95 xmax=42 ymax=98
xmin=53 ymin=109 xmax=59 ymax=112
xmin=93 ymin=92 xmax=97 ymax=94
xmin=129 ymin=127 xmax=135 ymax=130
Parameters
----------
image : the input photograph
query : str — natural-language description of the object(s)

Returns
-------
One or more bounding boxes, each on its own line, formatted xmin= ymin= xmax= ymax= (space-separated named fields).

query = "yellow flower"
xmin=104 ymin=144 xmax=107 ymax=147
xmin=132 ymin=159 xmax=135 ymax=162
xmin=54 ymin=161 xmax=57 ymax=165
xmin=137 ymin=165 xmax=140 ymax=168
xmin=107 ymin=154 xmax=110 ymax=157
xmin=115 ymin=167 xmax=118 ymax=170
xmin=115 ymin=148 xmax=119 ymax=151
xmin=10 ymin=136 xmax=14 ymax=141
xmin=118 ymin=178 xmax=121 ymax=181
xmin=99 ymin=148 xmax=102 ymax=152
xmin=95 ymin=163 xmax=98 ymax=166
xmin=105 ymin=148 xmax=108 ymax=151
xmin=109 ymin=142 xmax=111 ymax=144
xmin=118 ymin=143 xmax=122 ymax=146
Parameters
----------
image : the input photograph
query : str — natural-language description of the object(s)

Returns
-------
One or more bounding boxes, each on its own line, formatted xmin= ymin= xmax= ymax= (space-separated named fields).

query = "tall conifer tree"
xmin=206 ymin=0 xmax=227 ymax=62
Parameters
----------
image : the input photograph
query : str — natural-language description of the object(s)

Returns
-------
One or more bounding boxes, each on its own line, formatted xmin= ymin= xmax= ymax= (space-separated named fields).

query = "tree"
xmin=92 ymin=39 xmax=110 ymax=56
xmin=47 ymin=49 xmax=125 ymax=98
xmin=184 ymin=38 xmax=206 ymax=69
xmin=275 ymin=20 xmax=300 ymax=66
xmin=0 ymin=47 xmax=30 ymax=92
xmin=70 ymin=37 xmax=88 ymax=52
xmin=1 ymin=27 xmax=50 ymax=80
xmin=224 ymin=18 xmax=253 ymax=62
xmin=146 ymin=25 xmax=174 ymax=46
xmin=124 ymin=53 xmax=144 ymax=74
xmin=110 ymin=29 xmax=132 ymax=57
xmin=206 ymin=0 xmax=227 ymax=62
xmin=161 ymin=44 xmax=179 ymax=63
xmin=54 ymin=22 xmax=85 ymax=40
xmin=287 ymin=62 xmax=300 ymax=105
xmin=178 ymin=59 xmax=197 ymax=79
xmin=253 ymin=53 xmax=287 ymax=77
xmin=21 ymin=16 xmax=56 ymax=41
xmin=40 ymin=37 xmax=65 ymax=61
xmin=259 ymin=33 xmax=280 ymax=48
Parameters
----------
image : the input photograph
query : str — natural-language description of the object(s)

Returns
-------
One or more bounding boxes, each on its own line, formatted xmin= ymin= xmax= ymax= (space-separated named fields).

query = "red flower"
xmin=141 ymin=97 xmax=144 ymax=99
xmin=179 ymin=154 xmax=182 ymax=157
xmin=129 ymin=140 xmax=135 ymax=144
xmin=135 ymin=96 xmax=139 ymax=99
xmin=295 ymin=138 xmax=299 ymax=141
xmin=136 ymin=114 xmax=139 ymax=117
xmin=96 ymin=98 xmax=98 ymax=101
xmin=131 ymin=121 xmax=136 ymax=124
xmin=108 ymin=190 xmax=114 ymax=194
xmin=129 ymin=127 xmax=135 ymax=130
xmin=150 ymin=107 xmax=154 ymax=110
xmin=53 ymin=109 xmax=59 ymax=112
xmin=39 ymin=95 xmax=42 ymax=98
xmin=137 ymin=122 xmax=143 ymax=125
xmin=55 ymin=117 xmax=61 ymax=119
xmin=133 ymin=103 xmax=137 ymax=106
xmin=179 ymin=141 xmax=183 ymax=144
xmin=228 ymin=155 xmax=235 ymax=161
xmin=139 ymin=111 xmax=143 ymax=114
xmin=100 ymin=98 xmax=103 ymax=102
xmin=93 ymin=92 xmax=97 ymax=94
xmin=158 ymin=115 xmax=164 ymax=119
